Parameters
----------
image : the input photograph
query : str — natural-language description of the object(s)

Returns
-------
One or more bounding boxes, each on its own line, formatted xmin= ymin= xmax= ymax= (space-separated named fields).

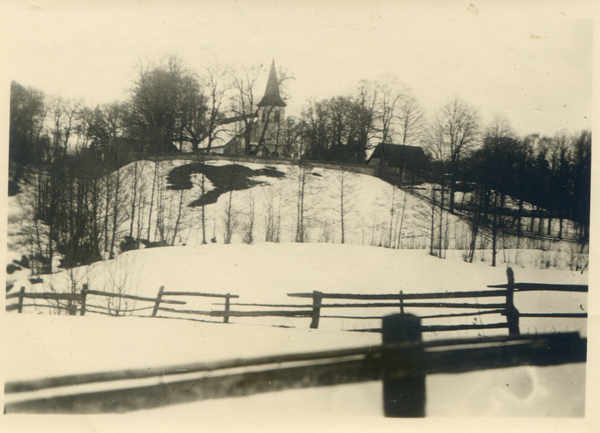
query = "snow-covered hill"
xmin=6 ymin=157 xmax=587 ymax=295
xmin=3 ymin=158 xmax=591 ymax=424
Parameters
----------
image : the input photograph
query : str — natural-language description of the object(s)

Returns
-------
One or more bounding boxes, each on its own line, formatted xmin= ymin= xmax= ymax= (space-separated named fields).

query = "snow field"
xmin=3 ymin=159 xmax=592 ymax=426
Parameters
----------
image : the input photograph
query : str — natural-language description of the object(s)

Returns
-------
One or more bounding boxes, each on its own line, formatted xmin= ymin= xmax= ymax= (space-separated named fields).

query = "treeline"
xmin=10 ymin=56 xmax=236 ymax=167
xmin=297 ymin=81 xmax=425 ymax=163
xmin=9 ymin=56 xmax=427 ymax=167
xmin=8 ymin=54 xmax=591 ymax=273
xmin=424 ymin=105 xmax=590 ymax=264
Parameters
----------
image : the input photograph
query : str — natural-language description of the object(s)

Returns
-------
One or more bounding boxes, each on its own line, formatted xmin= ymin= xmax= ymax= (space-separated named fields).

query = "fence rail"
xmin=282 ymin=268 xmax=588 ymax=334
xmin=6 ymin=267 xmax=587 ymax=336
xmin=287 ymin=289 xmax=509 ymax=300
xmin=5 ymin=285 xmax=237 ymax=322
xmin=4 ymin=315 xmax=586 ymax=416
xmin=487 ymin=283 xmax=588 ymax=292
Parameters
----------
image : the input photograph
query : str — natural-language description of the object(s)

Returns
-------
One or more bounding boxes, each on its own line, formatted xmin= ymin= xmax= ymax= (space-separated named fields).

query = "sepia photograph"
xmin=1 ymin=1 xmax=596 ymax=432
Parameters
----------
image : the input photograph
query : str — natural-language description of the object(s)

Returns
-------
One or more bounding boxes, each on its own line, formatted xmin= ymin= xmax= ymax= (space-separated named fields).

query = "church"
xmin=222 ymin=60 xmax=294 ymax=158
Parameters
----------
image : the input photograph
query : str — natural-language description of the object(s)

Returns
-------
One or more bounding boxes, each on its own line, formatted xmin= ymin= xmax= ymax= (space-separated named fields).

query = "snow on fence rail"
xmin=4 ymin=314 xmax=586 ymax=416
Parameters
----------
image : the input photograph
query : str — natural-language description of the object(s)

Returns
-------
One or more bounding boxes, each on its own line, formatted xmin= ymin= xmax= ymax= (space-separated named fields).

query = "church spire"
xmin=257 ymin=60 xmax=286 ymax=107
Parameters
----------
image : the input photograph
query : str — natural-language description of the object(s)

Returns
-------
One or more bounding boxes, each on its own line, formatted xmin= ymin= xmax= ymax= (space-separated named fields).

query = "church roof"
xmin=257 ymin=60 xmax=287 ymax=108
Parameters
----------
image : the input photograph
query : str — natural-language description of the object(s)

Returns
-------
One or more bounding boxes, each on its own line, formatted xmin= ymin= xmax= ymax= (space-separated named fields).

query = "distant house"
xmin=367 ymin=143 xmax=428 ymax=184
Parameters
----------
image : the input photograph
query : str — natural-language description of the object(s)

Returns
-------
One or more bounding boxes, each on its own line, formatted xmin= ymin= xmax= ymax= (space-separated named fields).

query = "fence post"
xmin=310 ymin=291 xmax=323 ymax=329
xmin=152 ymin=286 xmax=165 ymax=317
xmin=223 ymin=294 xmax=231 ymax=323
xmin=505 ymin=267 xmax=520 ymax=336
xmin=381 ymin=313 xmax=425 ymax=417
xmin=399 ymin=290 xmax=404 ymax=314
xmin=17 ymin=287 xmax=25 ymax=313
xmin=80 ymin=284 xmax=88 ymax=316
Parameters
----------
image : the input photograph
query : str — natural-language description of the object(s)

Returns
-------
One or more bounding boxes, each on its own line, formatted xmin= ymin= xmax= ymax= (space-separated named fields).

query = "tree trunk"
xmin=172 ymin=189 xmax=185 ymax=246
xmin=129 ymin=161 xmax=138 ymax=237
xmin=110 ymin=170 xmax=120 ymax=258
xmin=491 ymin=191 xmax=498 ymax=267
xmin=429 ymin=189 xmax=436 ymax=256
xmin=147 ymin=162 xmax=158 ymax=242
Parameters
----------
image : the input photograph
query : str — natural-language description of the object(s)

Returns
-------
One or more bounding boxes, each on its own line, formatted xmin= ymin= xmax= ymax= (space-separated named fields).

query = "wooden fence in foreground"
xmin=6 ymin=268 xmax=588 ymax=336
xmin=4 ymin=314 xmax=586 ymax=416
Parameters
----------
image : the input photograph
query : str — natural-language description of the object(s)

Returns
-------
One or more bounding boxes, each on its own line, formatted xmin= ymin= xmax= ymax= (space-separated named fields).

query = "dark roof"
xmin=257 ymin=60 xmax=287 ymax=108
xmin=368 ymin=143 xmax=427 ymax=168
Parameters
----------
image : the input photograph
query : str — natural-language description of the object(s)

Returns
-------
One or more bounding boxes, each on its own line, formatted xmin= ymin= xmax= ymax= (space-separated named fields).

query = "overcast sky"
xmin=1 ymin=0 xmax=594 ymax=138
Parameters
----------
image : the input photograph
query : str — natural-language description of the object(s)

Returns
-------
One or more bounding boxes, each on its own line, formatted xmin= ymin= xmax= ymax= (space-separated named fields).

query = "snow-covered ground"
xmin=3 ymin=243 xmax=591 ymax=427
xmin=7 ymin=243 xmax=589 ymax=336
xmin=3 ymin=158 xmax=597 ymax=433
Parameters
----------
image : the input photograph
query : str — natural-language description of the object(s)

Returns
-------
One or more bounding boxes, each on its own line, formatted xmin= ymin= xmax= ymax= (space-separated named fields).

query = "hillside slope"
xmin=7 ymin=157 xmax=587 ymax=294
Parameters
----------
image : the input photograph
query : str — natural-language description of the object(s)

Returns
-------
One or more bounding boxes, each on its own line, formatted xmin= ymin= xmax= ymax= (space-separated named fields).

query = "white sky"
xmin=0 ymin=0 xmax=595 ymax=138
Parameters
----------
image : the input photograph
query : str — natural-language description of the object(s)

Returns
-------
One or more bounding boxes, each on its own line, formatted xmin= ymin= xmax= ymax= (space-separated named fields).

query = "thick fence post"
xmin=223 ymin=294 xmax=231 ymax=323
xmin=310 ymin=291 xmax=323 ymax=329
xmin=382 ymin=313 xmax=425 ymax=418
xmin=80 ymin=284 xmax=88 ymax=316
xmin=152 ymin=286 xmax=165 ymax=317
xmin=505 ymin=268 xmax=520 ymax=336
xmin=17 ymin=287 xmax=25 ymax=313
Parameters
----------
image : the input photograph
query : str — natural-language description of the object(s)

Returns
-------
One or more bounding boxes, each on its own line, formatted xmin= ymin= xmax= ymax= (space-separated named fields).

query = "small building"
xmin=368 ymin=143 xmax=429 ymax=184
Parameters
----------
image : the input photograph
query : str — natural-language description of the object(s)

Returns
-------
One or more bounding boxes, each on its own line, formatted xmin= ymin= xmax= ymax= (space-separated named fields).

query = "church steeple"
xmin=257 ymin=60 xmax=286 ymax=107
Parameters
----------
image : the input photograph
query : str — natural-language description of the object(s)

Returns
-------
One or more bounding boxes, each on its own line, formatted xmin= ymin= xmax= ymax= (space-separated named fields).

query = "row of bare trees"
xmin=421 ymin=100 xmax=591 ymax=263
xmin=297 ymin=79 xmax=426 ymax=163
xmin=10 ymin=56 xmax=295 ymax=168
xmin=9 ymin=53 xmax=591 ymax=274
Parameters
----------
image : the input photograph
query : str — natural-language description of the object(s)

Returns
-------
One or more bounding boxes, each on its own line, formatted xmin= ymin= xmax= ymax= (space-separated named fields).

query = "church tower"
xmin=254 ymin=60 xmax=286 ymax=145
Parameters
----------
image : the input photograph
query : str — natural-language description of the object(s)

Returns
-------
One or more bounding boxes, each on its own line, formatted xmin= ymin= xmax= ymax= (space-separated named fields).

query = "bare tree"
xmin=397 ymin=94 xmax=426 ymax=146
xmin=372 ymin=78 xmax=404 ymax=144
xmin=171 ymin=189 xmax=186 ymax=246
xmin=128 ymin=161 xmax=140 ymax=237
xmin=427 ymin=98 xmax=480 ymax=213
xmin=230 ymin=65 xmax=261 ymax=154
xmin=48 ymin=96 xmax=82 ymax=158
xmin=395 ymin=185 xmax=412 ymax=248
xmin=242 ymin=189 xmax=256 ymax=244
xmin=189 ymin=157 xmax=209 ymax=244
xmin=222 ymin=190 xmax=237 ymax=244
xmin=197 ymin=63 xmax=232 ymax=153
xmin=329 ymin=169 xmax=359 ymax=244
xmin=288 ymin=163 xmax=321 ymax=243
xmin=100 ymin=253 xmax=140 ymax=316
xmin=220 ymin=165 xmax=239 ymax=244
xmin=262 ymin=184 xmax=282 ymax=243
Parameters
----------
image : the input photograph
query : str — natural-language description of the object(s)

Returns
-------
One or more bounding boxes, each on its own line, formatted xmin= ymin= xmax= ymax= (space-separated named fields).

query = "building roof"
xmin=368 ymin=143 xmax=428 ymax=168
xmin=257 ymin=60 xmax=287 ymax=108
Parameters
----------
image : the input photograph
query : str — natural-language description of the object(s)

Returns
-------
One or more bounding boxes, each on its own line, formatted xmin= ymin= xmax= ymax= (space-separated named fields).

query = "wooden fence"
xmin=4 ymin=314 xmax=586 ymax=416
xmin=286 ymin=288 xmax=511 ymax=333
xmin=5 ymin=285 xmax=238 ymax=323
xmin=6 ymin=267 xmax=587 ymax=336
xmin=238 ymin=267 xmax=586 ymax=335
